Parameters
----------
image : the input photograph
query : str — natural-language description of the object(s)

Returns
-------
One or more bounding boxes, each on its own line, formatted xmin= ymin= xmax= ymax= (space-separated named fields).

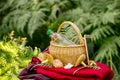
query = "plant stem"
xmin=108 ymin=49 xmax=113 ymax=70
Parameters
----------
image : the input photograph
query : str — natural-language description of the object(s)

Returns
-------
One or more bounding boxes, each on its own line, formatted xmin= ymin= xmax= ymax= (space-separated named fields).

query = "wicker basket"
xmin=49 ymin=21 xmax=88 ymax=66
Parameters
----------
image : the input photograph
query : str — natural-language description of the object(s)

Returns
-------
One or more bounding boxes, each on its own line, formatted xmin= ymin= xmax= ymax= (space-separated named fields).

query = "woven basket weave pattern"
xmin=49 ymin=21 xmax=86 ymax=66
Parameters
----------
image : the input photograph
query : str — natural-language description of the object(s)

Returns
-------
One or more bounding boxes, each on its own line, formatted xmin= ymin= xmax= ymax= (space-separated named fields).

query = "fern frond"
xmin=101 ymin=11 xmax=115 ymax=24
xmin=27 ymin=10 xmax=46 ymax=38
xmin=48 ymin=0 xmax=69 ymax=21
xmin=82 ymin=24 xmax=92 ymax=34
xmin=80 ymin=0 xmax=93 ymax=12
xmin=91 ymin=25 xmax=115 ymax=42
xmin=112 ymin=61 xmax=119 ymax=73
xmin=59 ymin=0 xmax=69 ymax=8
xmin=17 ymin=12 xmax=31 ymax=33
xmin=91 ymin=0 xmax=114 ymax=13
xmin=95 ymin=36 xmax=120 ymax=61
xmin=0 ymin=0 xmax=14 ymax=12
xmin=114 ymin=36 xmax=120 ymax=47
xmin=14 ymin=0 xmax=33 ymax=9
xmin=62 ymin=8 xmax=83 ymax=20
xmin=48 ymin=4 xmax=59 ymax=21
xmin=90 ymin=14 xmax=101 ymax=27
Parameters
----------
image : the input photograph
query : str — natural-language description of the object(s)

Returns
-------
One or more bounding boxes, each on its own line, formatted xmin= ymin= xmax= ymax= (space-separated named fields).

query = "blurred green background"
xmin=0 ymin=0 xmax=120 ymax=80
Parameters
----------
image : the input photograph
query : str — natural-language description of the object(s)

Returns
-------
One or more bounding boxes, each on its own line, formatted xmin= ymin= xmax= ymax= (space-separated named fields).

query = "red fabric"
xmin=34 ymin=61 xmax=114 ymax=80
xmin=31 ymin=57 xmax=41 ymax=64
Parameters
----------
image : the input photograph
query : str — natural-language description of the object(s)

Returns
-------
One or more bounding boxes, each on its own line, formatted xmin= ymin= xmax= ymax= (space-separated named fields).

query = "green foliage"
xmin=0 ymin=0 xmax=120 ymax=79
xmin=0 ymin=31 xmax=41 ymax=80
xmin=0 ymin=0 xmax=70 ymax=37
xmin=0 ymin=0 xmax=46 ymax=37
xmin=0 ymin=0 xmax=72 ymax=50
xmin=48 ymin=0 xmax=120 ymax=79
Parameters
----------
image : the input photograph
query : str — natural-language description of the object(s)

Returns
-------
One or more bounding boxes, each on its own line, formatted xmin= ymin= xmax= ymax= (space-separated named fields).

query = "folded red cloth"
xmin=18 ymin=57 xmax=114 ymax=80
xmin=35 ymin=61 xmax=114 ymax=80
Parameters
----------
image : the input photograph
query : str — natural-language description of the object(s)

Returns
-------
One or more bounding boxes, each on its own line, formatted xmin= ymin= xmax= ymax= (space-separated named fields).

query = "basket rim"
xmin=50 ymin=41 xmax=85 ymax=48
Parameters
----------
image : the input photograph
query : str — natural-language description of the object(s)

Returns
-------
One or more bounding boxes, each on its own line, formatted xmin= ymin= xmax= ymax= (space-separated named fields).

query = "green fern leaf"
xmin=95 ymin=36 xmax=120 ymax=61
xmin=91 ymin=25 xmax=115 ymax=42
xmin=82 ymin=24 xmax=92 ymax=33
xmin=27 ymin=10 xmax=46 ymax=38
xmin=90 ymin=15 xmax=101 ymax=27
xmin=101 ymin=11 xmax=115 ymax=24
xmin=17 ymin=11 xmax=31 ymax=33
xmin=49 ymin=4 xmax=59 ymax=21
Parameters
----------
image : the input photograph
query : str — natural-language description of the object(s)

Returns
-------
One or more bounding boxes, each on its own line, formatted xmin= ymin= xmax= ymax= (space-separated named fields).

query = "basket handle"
xmin=57 ymin=21 xmax=84 ymax=45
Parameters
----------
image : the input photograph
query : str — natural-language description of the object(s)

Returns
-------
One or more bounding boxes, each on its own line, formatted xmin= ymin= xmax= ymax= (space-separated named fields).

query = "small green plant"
xmin=0 ymin=31 xmax=41 ymax=80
